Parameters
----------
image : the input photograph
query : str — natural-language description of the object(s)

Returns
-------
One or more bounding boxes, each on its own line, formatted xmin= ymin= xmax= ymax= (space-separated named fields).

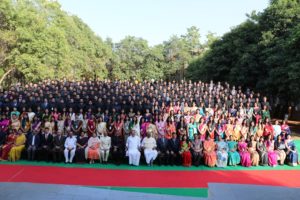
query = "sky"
xmin=58 ymin=0 xmax=270 ymax=46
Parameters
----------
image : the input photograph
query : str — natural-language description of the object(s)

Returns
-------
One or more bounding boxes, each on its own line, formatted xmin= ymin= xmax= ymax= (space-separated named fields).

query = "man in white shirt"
xmin=64 ymin=131 xmax=77 ymax=163
xmin=100 ymin=130 xmax=111 ymax=164
xmin=141 ymin=130 xmax=158 ymax=166
xmin=273 ymin=120 xmax=281 ymax=140
xmin=126 ymin=130 xmax=141 ymax=166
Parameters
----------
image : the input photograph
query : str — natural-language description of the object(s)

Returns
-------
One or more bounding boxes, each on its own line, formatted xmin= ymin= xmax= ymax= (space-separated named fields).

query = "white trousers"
xmin=128 ymin=149 xmax=141 ymax=166
xmin=144 ymin=149 xmax=158 ymax=164
xmin=64 ymin=148 xmax=75 ymax=162
xmin=100 ymin=149 xmax=110 ymax=162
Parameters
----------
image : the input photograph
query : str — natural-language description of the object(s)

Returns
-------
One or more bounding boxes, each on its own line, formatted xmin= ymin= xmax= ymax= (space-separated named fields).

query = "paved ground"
xmin=208 ymin=183 xmax=300 ymax=200
xmin=0 ymin=182 xmax=299 ymax=200
xmin=0 ymin=182 xmax=202 ymax=200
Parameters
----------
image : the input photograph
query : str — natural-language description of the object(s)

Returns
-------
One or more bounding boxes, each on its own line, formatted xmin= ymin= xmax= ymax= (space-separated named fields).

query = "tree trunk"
xmin=0 ymin=67 xmax=15 ymax=89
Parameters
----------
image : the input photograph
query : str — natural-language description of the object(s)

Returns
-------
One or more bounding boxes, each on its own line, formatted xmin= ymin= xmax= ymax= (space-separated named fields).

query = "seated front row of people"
xmin=0 ymin=129 xmax=298 ymax=168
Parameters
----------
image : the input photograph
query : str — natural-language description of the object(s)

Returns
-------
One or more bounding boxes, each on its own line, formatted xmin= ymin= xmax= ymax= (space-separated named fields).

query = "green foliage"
xmin=0 ymin=0 xmax=111 ymax=82
xmin=187 ymin=0 xmax=300 ymax=102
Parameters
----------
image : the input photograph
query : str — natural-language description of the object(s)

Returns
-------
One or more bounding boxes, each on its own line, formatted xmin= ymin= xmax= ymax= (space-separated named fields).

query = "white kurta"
xmin=100 ymin=136 xmax=111 ymax=150
xmin=141 ymin=137 xmax=158 ymax=164
xmin=64 ymin=136 xmax=77 ymax=162
xmin=132 ymin=123 xmax=141 ymax=137
xmin=126 ymin=135 xmax=141 ymax=166
xmin=97 ymin=122 xmax=107 ymax=136
xmin=100 ymin=136 xmax=111 ymax=162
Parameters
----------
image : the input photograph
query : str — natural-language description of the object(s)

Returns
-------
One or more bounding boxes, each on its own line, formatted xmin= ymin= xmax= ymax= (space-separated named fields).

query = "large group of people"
xmin=0 ymin=79 xmax=298 ymax=167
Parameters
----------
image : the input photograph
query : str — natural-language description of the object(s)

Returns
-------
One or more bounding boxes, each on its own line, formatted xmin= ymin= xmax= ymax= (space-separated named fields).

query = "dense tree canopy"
xmin=187 ymin=0 xmax=300 ymax=103
xmin=0 ymin=0 xmax=111 ymax=81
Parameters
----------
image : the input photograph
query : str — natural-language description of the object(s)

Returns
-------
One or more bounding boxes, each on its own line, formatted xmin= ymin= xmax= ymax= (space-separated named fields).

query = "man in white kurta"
xmin=100 ymin=131 xmax=111 ymax=163
xmin=126 ymin=130 xmax=141 ymax=166
xmin=64 ymin=132 xmax=77 ymax=163
xmin=141 ymin=131 xmax=158 ymax=166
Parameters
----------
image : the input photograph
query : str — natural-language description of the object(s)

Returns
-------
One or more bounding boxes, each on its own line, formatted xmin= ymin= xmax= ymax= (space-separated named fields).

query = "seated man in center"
xmin=64 ymin=131 xmax=77 ymax=163
xmin=141 ymin=130 xmax=158 ymax=166
xmin=126 ymin=130 xmax=141 ymax=166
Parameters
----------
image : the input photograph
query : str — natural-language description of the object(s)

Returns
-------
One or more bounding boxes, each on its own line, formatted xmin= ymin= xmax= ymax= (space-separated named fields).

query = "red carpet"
xmin=0 ymin=165 xmax=300 ymax=188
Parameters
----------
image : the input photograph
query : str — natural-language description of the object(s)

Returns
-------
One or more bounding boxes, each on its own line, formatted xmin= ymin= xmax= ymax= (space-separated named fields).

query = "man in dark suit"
xmin=39 ymin=127 xmax=53 ymax=162
xmin=157 ymin=136 xmax=170 ymax=165
xmin=52 ymin=130 xmax=65 ymax=162
xmin=168 ymin=132 xmax=180 ymax=166
xmin=27 ymin=130 xmax=41 ymax=161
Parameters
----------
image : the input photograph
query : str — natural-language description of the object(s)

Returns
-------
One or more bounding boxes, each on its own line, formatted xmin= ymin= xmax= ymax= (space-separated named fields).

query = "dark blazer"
xmin=168 ymin=138 xmax=180 ymax=153
xmin=27 ymin=134 xmax=41 ymax=147
xmin=40 ymin=133 xmax=53 ymax=148
xmin=53 ymin=135 xmax=65 ymax=148
xmin=157 ymin=138 xmax=169 ymax=152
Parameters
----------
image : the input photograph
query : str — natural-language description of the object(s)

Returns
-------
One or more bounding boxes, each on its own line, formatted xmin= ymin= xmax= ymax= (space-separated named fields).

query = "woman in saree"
xmin=256 ymin=122 xmax=264 ymax=140
xmin=207 ymin=121 xmax=216 ymax=140
xmin=140 ymin=117 xmax=148 ymax=139
xmin=216 ymin=135 xmax=228 ymax=168
xmin=233 ymin=120 xmax=241 ymax=141
xmin=285 ymin=135 xmax=298 ymax=166
xmin=9 ymin=130 xmax=26 ymax=162
xmin=0 ymin=130 xmax=17 ymax=161
xmin=203 ymin=135 xmax=217 ymax=167
xmin=192 ymin=134 xmax=203 ymax=166
xmin=274 ymin=135 xmax=286 ymax=165
xmin=123 ymin=116 xmax=131 ymax=141
xmin=265 ymin=134 xmax=277 ymax=167
xmin=11 ymin=114 xmax=21 ymax=131
xmin=57 ymin=115 xmax=65 ymax=134
xmin=176 ymin=116 xmax=186 ymax=140
xmin=215 ymin=119 xmax=225 ymax=141
xmin=87 ymin=115 xmax=96 ymax=138
xmin=131 ymin=116 xmax=141 ymax=137
xmin=146 ymin=118 xmax=158 ymax=139
xmin=71 ymin=115 xmax=82 ymax=136
xmin=86 ymin=133 xmax=101 ymax=164
xmin=75 ymin=131 xmax=88 ymax=163
xmin=0 ymin=115 xmax=10 ymax=134
xmin=199 ymin=102 xmax=206 ymax=117
xmin=240 ymin=121 xmax=249 ymax=140
xmin=248 ymin=135 xmax=259 ymax=166
xmin=187 ymin=117 xmax=197 ymax=141
xmin=263 ymin=120 xmax=274 ymax=140
xmin=249 ymin=121 xmax=257 ymax=138
xmin=227 ymin=135 xmax=240 ymax=166
xmin=106 ymin=116 xmax=115 ymax=137
xmin=198 ymin=118 xmax=208 ymax=142
xmin=225 ymin=120 xmax=234 ymax=139
xmin=238 ymin=137 xmax=251 ymax=167
xmin=20 ymin=113 xmax=31 ymax=134
xmin=165 ymin=117 xmax=175 ymax=140
xmin=256 ymin=136 xmax=268 ymax=166
xmin=262 ymin=105 xmax=271 ymax=122
xmin=114 ymin=115 xmax=124 ymax=137
xmin=180 ymin=135 xmax=192 ymax=167
xmin=281 ymin=120 xmax=291 ymax=135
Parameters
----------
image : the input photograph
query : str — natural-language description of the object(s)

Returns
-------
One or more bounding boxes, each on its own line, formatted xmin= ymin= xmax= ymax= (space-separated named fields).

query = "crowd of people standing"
xmin=0 ymin=79 xmax=298 ymax=167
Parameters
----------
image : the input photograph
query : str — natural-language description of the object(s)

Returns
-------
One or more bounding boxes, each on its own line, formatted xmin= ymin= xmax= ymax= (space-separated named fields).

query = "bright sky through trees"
xmin=58 ymin=0 xmax=269 ymax=45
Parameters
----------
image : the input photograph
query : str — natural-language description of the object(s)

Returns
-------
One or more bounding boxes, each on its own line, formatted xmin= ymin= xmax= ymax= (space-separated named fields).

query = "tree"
xmin=187 ymin=0 xmax=300 ymax=104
